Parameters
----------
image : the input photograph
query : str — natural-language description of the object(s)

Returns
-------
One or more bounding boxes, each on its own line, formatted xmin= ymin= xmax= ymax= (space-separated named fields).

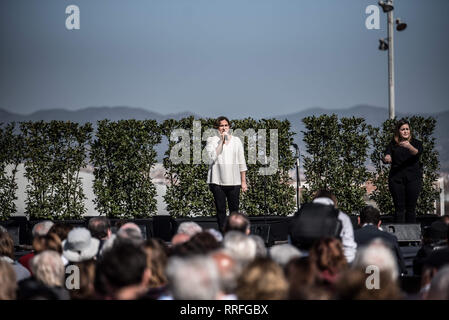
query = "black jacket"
xmin=354 ymin=224 xmax=407 ymax=275
xmin=385 ymin=138 xmax=423 ymax=181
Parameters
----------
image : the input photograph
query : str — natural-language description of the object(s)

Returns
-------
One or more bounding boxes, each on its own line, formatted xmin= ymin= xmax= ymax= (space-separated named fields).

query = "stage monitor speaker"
xmin=382 ymin=223 xmax=421 ymax=242
xmin=250 ymin=224 xmax=271 ymax=245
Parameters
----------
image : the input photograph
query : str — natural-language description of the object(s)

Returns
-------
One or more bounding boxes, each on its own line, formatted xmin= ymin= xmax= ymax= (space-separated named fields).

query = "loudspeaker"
xmin=250 ymin=224 xmax=271 ymax=245
xmin=382 ymin=223 xmax=421 ymax=242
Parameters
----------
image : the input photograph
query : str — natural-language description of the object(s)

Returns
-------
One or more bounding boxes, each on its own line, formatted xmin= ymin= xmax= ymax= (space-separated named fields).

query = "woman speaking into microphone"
xmin=384 ymin=119 xmax=423 ymax=223
xmin=205 ymin=116 xmax=248 ymax=233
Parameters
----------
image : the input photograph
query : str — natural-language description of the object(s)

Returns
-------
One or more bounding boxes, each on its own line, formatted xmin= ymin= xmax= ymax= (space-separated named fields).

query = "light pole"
xmin=378 ymin=1 xmax=407 ymax=120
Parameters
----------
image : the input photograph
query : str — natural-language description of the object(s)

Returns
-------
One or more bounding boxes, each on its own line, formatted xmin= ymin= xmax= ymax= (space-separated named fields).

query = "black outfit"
xmin=209 ymin=184 xmax=240 ymax=232
xmin=385 ymin=138 xmax=423 ymax=223
xmin=354 ymin=224 xmax=407 ymax=275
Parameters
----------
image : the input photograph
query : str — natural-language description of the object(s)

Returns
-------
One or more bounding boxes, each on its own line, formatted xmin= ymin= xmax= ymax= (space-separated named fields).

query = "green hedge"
xmin=0 ymin=123 xmax=23 ymax=221
xmin=162 ymin=117 xmax=296 ymax=217
xmin=20 ymin=121 xmax=92 ymax=220
xmin=301 ymin=115 xmax=370 ymax=214
xmin=90 ymin=120 xmax=161 ymax=219
xmin=368 ymin=116 xmax=440 ymax=215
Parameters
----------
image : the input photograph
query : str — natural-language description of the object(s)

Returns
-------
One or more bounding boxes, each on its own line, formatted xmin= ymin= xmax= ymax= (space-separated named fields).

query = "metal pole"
xmin=296 ymin=157 xmax=300 ymax=211
xmin=388 ymin=7 xmax=395 ymax=119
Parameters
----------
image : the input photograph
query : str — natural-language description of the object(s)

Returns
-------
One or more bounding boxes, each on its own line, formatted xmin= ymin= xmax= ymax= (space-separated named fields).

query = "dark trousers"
xmin=389 ymin=177 xmax=422 ymax=223
xmin=209 ymin=184 xmax=240 ymax=232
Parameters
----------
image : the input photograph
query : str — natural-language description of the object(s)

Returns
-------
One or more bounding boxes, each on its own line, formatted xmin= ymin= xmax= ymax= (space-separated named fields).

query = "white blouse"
xmin=206 ymin=135 xmax=247 ymax=186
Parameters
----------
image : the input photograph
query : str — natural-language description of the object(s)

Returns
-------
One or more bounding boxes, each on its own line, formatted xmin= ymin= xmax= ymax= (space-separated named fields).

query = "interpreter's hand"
xmin=384 ymin=154 xmax=392 ymax=164
xmin=399 ymin=140 xmax=412 ymax=149
xmin=241 ymin=181 xmax=248 ymax=193
xmin=220 ymin=131 xmax=229 ymax=144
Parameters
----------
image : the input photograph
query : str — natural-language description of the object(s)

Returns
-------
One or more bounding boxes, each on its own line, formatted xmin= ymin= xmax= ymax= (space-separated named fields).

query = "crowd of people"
xmin=1 ymin=191 xmax=449 ymax=300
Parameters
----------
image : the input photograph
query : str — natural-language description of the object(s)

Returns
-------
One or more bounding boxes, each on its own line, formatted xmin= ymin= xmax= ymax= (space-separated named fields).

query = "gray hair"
xmin=117 ymin=223 xmax=143 ymax=245
xmin=31 ymin=250 xmax=65 ymax=287
xmin=166 ymin=255 xmax=220 ymax=300
xmin=223 ymin=231 xmax=257 ymax=267
xmin=427 ymin=265 xmax=449 ymax=300
xmin=249 ymin=235 xmax=268 ymax=258
xmin=32 ymin=221 xmax=55 ymax=237
xmin=176 ymin=221 xmax=202 ymax=236
xmin=352 ymin=238 xmax=399 ymax=281
xmin=269 ymin=244 xmax=302 ymax=267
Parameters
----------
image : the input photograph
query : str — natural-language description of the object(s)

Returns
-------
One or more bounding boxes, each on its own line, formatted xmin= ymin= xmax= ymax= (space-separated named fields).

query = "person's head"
xmin=116 ymin=223 xmax=144 ymax=245
xmin=352 ymin=239 xmax=399 ymax=281
xmin=214 ymin=116 xmax=231 ymax=134
xmin=31 ymin=250 xmax=65 ymax=287
xmin=166 ymin=255 xmax=221 ymax=300
xmin=32 ymin=220 xmax=54 ymax=237
xmin=62 ymin=227 xmax=100 ymax=263
xmin=426 ymin=265 xmax=449 ymax=300
xmin=143 ymin=238 xmax=168 ymax=288
xmin=312 ymin=189 xmax=338 ymax=207
xmin=88 ymin=217 xmax=111 ymax=240
xmin=394 ymin=119 xmax=412 ymax=143
xmin=211 ymin=250 xmax=242 ymax=295
xmin=95 ymin=241 xmax=151 ymax=300
xmin=358 ymin=205 xmax=381 ymax=228
xmin=335 ymin=269 xmax=402 ymax=300
xmin=176 ymin=221 xmax=202 ymax=237
xmin=235 ymin=257 xmax=288 ymax=300
xmin=0 ymin=260 xmax=17 ymax=300
xmin=269 ymin=244 xmax=302 ymax=268
xmin=224 ymin=212 xmax=250 ymax=235
xmin=309 ymin=237 xmax=347 ymax=277
xmin=441 ymin=215 xmax=449 ymax=225
xmin=0 ymin=230 xmax=15 ymax=259
xmin=285 ymin=256 xmax=324 ymax=299
xmin=171 ymin=233 xmax=190 ymax=246
xmin=48 ymin=223 xmax=73 ymax=242
xmin=223 ymin=231 xmax=257 ymax=268
xmin=70 ymin=259 xmax=97 ymax=300
xmin=249 ymin=235 xmax=268 ymax=258
xmin=32 ymin=232 xmax=62 ymax=254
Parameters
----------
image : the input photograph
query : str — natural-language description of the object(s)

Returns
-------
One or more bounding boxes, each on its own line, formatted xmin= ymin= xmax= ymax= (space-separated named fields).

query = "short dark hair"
xmin=223 ymin=212 xmax=250 ymax=234
xmin=214 ymin=116 xmax=231 ymax=129
xmin=359 ymin=206 xmax=381 ymax=225
xmin=95 ymin=241 xmax=147 ymax=296
xmin=312 ymin=189 xmax=338 ymax=206
xmin=88 ymin=217 xmax=111 ymax=239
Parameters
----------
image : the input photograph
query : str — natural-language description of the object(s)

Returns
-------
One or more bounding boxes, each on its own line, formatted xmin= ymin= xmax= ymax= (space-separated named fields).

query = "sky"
xmin=1 ymin=0 xmax=448 ymax=118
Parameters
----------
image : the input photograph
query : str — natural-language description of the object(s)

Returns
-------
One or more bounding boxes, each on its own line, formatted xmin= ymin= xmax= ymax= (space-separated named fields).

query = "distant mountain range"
xmin=1 ymin=105 xmax=448 ymax=171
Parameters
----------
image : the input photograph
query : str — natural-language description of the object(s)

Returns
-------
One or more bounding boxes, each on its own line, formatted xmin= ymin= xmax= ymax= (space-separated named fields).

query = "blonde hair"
xmin=0 ymin=260 xmax=17 ymax=300
xmin=31 ymin=250 xmax=65 ymax=287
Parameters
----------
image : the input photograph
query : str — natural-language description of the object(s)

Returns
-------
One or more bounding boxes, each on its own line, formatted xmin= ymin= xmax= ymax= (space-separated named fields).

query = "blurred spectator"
xmin=312 ymin=190 xmax=357 ymax=263
xmin=140 ymin=239 xmax=169 ymax=299
xmin=223 ymin=212 xmax=250 ymax=235
xmin=285 ymin=257 xmax=331 ymax=300
xmin=425 ymin=265 xmax=449 ymax=300
xmin=352 ymin=239 xmax=400 ymax=281
xmin=0 ymin=259 xmax=17 ymax=300
xmin=354 ymin=205 xmax=407 ymax=275
xmin=0 ymin=230 xmax=30 ymax=282
xmin=335 ymin=269 xmax=402 ymax=300
xmin=269 ymin=244 xmax=302 ymax=268
xmin=29 ymin=250 xmax=70 ymax=300
xmin=116 ymin=222 xmax=144 ymax=246
xmin=95 ymin=241 xmax=150 ymax=300
xmin=165 ymin=255 xmax=221 ymax=300
xmin=211 ymin=250 xmax=241 ymax=299
xmin=48 ymin=223 xmax=73 ymax=242
xmin=18 ymin=220 xmax=54 ymax=272
xmin=235 ymin=257 xmax=288 ymax=300
xmin=62 ymin=228 xmax=100 ymax=263
xmin=176 ymin=221 xmax=202 ymax=237
xmin=88 ymin=217 xmax=112 ymax=257
xmin=223 ymin=231 xmax=257 ymax=268
xmin=250 ymin=234 xmax=268 ymax=258
xmin=69 ymin=259 xmax=96 ymax=300
xmin=309 ymin=237 xmax=348 ymax=287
